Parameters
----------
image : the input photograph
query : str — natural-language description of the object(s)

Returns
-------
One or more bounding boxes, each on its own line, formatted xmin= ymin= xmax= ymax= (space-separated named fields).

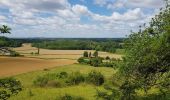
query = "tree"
xmin=89 ymin=52 xmax=92 ymax=58
xmin=93 ymin=51 xmax=98 ymax=57
xmin=120 ymin=0 xmax=170 ymax=98
xmin=83 ymin=51 xmax=88 ymax=57
xmin=96 ymin=1 xmax=170 ymax=100
xmin=0 ymin=25 xmax=11 ymax=34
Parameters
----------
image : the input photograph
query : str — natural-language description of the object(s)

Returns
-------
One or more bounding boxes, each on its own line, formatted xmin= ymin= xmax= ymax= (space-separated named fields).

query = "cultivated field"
xmin=0 ymin=57 xmax=76 ymax=77
xmin=13 ymin=43 xmax=122 ymax=59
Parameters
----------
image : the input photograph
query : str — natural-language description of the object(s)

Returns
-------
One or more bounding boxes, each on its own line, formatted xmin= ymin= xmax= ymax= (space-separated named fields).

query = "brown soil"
xmin=0 ymin=57 xmax=76 ymax=77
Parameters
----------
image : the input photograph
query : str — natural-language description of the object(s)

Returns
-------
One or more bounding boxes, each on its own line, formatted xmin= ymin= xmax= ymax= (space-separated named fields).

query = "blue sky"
xmin=0 ymin=0 xmax=165 ymax=38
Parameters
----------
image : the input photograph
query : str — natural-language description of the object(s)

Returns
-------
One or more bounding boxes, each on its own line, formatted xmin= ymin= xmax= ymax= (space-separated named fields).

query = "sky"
xmin=0 ymin=0 xmax=165 ymax=38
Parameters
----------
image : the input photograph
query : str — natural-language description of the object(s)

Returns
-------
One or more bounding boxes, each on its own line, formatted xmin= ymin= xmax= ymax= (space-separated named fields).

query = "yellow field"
xmin=13 ymin=43 xmax=122 ymax=59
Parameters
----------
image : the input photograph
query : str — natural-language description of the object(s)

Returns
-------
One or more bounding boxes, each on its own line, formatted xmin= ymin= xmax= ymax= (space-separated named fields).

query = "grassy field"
xmin=9 ymin=64 xmax=116 ymax=100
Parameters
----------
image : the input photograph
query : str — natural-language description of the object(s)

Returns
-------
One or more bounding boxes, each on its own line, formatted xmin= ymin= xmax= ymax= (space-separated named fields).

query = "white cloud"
xmin=105 ymin=0 xmax=165 ymax=10
xmin=94 ymin=0 xmax=107 ymax=6
xmin=92 ymin=8 xmax=145 ymax=22
xmin=127 ymin=0 xmax=164 ymax=8
xmin=0 ymin=0 xmax=163 ymax=38
xmin=0 ymin=15 xmax=6 ymax=20
xmin=72 ymin=4 xmax=91 ymax=16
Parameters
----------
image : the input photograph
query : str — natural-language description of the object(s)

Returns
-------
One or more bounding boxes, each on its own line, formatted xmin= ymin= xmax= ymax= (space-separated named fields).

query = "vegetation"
xmin=0 ymin=25 xmax=11 ymax=34
xmin=7 ymin=64 xmax=115 ymax=100
xmin=0 ymin=37 xmax=22 ymax=47
xmin=32 ymin=39 xmax=123 ymax=53
xmin=33 ymin=70 xmax=104 ymax=88
xmin=0 ymin=78 xmax=22 ymax=100
xmin=97 ymin=1 xmax=170 ymax=99
xmin=78 ymin=51 xmax=120 ymax=68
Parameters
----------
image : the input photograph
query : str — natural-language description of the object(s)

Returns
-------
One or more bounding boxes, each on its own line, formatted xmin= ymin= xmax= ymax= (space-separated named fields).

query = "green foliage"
xmin=93 ymin=51 xmax=98 ymax=57
xmin=66 ymin=72 xmax=85 ymax=85
xmin=9 ymin=51 xmax=21 ymax=57
xmin=83 ymin=51 xmax=88 ymax=57
xmin=119 ymin=0 xmax=170 ymax=98
xmin=0 ymin=36 xmax=22 ymax=47
xmin=90 ymin=57 xmax=103 ymax=67
xmin=0 ymin=78 xmax=22 ymax=100
xmin=33 ymin=76 xmax=49 ymax=87
xmin=32 ymin=39 xmax=122 ymax=53
xmin=105 ymin=56 xmax=110 ymax=60
xmin=77 ymin=57 xmax=90 ymax=64
xmin=86 ymin=70 xmax=104 ymax=86
xmin=0 ymin=25 xmax=11 ymax=34
xmin=57 ymin=94 xmax=84 ymax=100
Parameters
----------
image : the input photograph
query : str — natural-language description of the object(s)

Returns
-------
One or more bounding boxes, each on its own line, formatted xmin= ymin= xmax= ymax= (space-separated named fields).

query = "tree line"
xmin=32 ymin=39 xmax=123 ymax=53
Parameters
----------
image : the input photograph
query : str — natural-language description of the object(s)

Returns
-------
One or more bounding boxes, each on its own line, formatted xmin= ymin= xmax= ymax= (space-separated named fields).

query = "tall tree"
xmin=120 ymin=0 xmax=170 ymax=98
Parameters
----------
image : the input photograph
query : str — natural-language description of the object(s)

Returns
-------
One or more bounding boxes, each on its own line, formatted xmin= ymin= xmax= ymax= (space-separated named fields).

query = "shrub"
xmin=33 ymin=76 xmax=48 ymax=87
xmin=77 ymin=57 xmax=90 ymax=64
xmin=105 ymin=56 xmax=110 ymax=60
xmin=0 ymin=78 xmax=22 ymax=100
xmin=57 ymin=94 xmax=84 ymax=100
xmin=10 ymin=51 xmax=20 ymax=57
xmin=66 ymin=72 xmax=85 ymax=85
xmin=101 ymin=62 xmax=115 ymax=67
xmin=86 ymin=70 xmax=104 ymax=86
xmin=90 ymin=57 xmax=103 ymax=67
xmin=57 ymin=72 xmax=68 ymax=78
xmin=77 ymin=57 xmax=85 ymax=64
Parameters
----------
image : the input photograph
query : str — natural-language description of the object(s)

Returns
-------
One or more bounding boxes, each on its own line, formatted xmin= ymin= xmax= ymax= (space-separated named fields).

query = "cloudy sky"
xmin=0 ymin=0 xmax=165 ymax=38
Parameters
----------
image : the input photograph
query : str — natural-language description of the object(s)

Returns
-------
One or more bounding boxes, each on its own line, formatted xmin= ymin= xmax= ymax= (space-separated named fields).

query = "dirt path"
xmin=0 ymin=57 xmax=76 ymax=77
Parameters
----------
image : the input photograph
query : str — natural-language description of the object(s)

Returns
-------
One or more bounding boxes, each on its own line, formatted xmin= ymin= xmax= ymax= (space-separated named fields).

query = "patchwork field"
xmin=0 ymin=43 xmax=122 ymax=77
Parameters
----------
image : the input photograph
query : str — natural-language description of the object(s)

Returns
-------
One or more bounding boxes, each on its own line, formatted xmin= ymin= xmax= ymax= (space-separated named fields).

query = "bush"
xmin=101 ymin=62 xmax=115 ymax=67
xmin=90 ymin=57 xmax=103 ymax=67
xmin=0 ymin=78 xmax=22 ymax=100
xmin=77 ymin=57 xmax=90 ymax=64
xmin=66 ymin=72 xmax=85 ymax=85
xmin=57 ymin=94 xmax=84 ymax=100
xmin=57 ymin=72 xmax=68 ymax=78
xmin=10 ymin=51 xmax=20 ymax=57
xmin=33 ymin=76 xmax=49 ymax=87
xmin=86 ymin=71 xmax=104 ymax=86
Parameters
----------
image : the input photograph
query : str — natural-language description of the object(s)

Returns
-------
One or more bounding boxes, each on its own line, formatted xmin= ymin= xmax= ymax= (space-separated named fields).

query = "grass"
xmin=9 ymin=64 xmax=116 ymax=100
xmin=115 ymin=49 xmax=125 ymax=55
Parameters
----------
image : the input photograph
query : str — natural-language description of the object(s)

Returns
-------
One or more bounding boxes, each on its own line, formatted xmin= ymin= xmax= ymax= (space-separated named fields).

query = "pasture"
xmin=9 ymin=64 xmax=116 ymax=100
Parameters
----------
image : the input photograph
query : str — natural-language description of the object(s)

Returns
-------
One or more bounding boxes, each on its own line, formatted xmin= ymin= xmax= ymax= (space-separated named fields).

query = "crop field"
xmin=13 ymin=43 xmax=122 ymax=59
xmin=0 ymin=43 xmax=122 ymax=77
xmin=0 ymin=57 xmax=76 ymax=77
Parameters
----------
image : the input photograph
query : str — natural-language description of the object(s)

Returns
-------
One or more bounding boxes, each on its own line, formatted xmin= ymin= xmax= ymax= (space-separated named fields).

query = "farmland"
xmin=0 ymin=43 xmax=122 ymax=77
xmin=13 ymin=43 xmax=122 ymax=60
xmin=0 ymin=0 xmax=170 ymax=99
